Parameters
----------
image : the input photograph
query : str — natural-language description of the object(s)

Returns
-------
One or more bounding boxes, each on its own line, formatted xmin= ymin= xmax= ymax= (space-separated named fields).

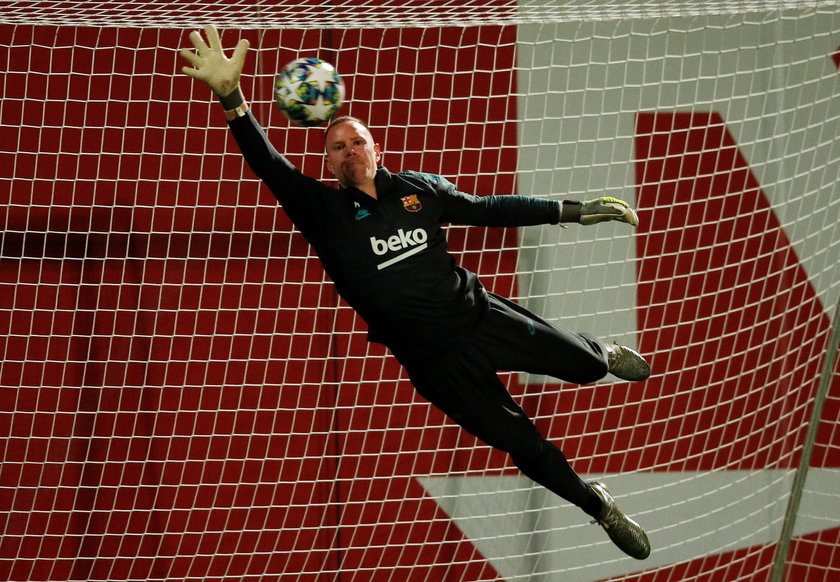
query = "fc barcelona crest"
xmin=401 ymin=194 xmax=422 ymax=212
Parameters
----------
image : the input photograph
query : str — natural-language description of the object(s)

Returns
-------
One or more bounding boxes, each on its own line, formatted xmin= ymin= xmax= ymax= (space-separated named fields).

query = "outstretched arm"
xmin=435 ymin=173 xmax=639 ymax=228
xmin=179 ymin=25 xmax=325 ymax=220
xmin=179 ymin=24 xmax=282 ymax=185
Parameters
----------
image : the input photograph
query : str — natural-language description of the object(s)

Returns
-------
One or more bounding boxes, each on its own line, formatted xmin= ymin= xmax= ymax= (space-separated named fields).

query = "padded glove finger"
xmin=579 ymin=197 xmax=639 ymax=227
xmin=180 ymin=24 xmax=250 ymax=101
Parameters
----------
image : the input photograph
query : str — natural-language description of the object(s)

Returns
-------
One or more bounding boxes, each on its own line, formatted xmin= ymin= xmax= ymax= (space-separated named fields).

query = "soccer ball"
xmin=274 ymin=57 xmax=345 ymax=127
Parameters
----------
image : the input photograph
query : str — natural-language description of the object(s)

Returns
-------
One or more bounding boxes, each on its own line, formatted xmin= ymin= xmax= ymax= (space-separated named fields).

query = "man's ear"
xmin=374 ymin=143 xmax=382 ymax=164
xmin=324 ymin=153 xmax=337 ymax=176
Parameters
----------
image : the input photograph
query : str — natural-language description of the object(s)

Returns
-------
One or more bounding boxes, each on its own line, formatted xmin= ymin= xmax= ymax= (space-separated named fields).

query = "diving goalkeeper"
xmin=181 ymin=24 xmax=651 ymax=560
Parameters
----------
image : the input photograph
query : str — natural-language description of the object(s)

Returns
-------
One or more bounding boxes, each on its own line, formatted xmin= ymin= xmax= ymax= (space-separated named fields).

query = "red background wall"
xmin=1 ymin=21 xmax=838 ymax=582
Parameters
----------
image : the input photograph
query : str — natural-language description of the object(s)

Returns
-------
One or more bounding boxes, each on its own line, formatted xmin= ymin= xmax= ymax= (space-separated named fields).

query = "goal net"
xmin=1 ymin=1 xmax=839 ymax=581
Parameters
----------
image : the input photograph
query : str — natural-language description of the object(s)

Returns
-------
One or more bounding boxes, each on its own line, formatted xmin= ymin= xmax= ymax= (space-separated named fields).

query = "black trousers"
xmin=402 ymin=293 xmax=608 ymax=518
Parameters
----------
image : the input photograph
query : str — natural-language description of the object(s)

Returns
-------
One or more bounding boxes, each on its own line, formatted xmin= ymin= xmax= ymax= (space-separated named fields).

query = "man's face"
xmin=324 ymin=120 xmax=381 ymax=190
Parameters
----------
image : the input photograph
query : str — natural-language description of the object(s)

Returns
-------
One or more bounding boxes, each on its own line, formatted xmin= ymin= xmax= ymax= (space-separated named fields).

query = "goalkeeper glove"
xmin=561 ymin=197 xmax=639 ymax=227
xmin=180 ymin=24 xmax=250 ymax=110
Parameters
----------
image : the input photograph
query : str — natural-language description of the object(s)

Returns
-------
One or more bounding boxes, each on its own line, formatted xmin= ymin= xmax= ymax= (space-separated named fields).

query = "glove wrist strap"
xmin=560 ymin=200 xmax=582 ymax=223
xmin=218 ymin=86 xmax=245 ymax=111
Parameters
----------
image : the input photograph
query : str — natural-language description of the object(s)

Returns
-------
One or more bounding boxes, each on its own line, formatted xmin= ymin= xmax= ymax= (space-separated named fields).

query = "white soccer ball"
xmin=274 ymin=57 xmax=345 ymax=127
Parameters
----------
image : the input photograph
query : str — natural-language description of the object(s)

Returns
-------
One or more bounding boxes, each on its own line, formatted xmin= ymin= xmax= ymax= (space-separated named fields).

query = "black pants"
xmin=402 ymin=293 xmax=608 ymax=518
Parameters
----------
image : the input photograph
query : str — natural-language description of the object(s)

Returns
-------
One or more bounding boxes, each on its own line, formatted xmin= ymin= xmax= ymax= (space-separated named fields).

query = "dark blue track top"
xmin=228 ymin=111 xmax=561 ymax=363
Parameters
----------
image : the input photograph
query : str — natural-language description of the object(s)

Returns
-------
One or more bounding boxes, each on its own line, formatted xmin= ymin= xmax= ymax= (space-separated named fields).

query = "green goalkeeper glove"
xmin=180 ymin=24 xmax=250 ymax=110
xmin=561 ymin=197 xmax=640 ymax=227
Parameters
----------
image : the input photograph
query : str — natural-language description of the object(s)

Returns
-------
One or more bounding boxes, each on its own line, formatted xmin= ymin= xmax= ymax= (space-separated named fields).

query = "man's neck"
xmin=341 ymin=179 xmax=378 ymax=199
xmin=359 ymin=184 xmax=378 ymax=199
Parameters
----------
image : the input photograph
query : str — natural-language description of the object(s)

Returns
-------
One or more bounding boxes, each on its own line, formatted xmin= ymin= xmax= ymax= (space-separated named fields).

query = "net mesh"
xmin=1 ymin=2 xmax=839 ymax=581
xmin=2 ymin=0 xmax=838 ymax=28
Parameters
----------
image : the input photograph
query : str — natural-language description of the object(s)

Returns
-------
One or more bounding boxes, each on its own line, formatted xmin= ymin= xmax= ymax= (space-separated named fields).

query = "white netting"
xmin=0 ymin=0 xmax=837 ymax=28
xmin=1 ymin=2 xmax=839 ymax=581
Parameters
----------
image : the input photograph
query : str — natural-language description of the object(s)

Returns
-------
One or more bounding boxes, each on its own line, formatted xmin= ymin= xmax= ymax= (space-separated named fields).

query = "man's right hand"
xmin=180 ymin=24 xmax=249 ymax=100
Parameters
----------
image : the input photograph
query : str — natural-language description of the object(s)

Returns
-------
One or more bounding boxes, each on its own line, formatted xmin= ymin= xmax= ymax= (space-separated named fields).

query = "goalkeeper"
xmin=181 ymin=25 xmax=651 ymax=560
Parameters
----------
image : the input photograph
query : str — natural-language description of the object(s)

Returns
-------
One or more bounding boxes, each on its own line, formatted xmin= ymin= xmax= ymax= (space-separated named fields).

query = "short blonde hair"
xmin=323 ymin=115 xmax=370 ymax=149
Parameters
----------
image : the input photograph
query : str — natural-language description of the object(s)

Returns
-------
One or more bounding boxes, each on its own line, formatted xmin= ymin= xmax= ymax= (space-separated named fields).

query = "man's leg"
xmin=479 ymin=293 xmax=649 ymax=382
xmin=407 ymin=294 xmax=651 ymax=559
xmin=406 ymin=348 xmax=603 ymax=518
xmin=407 ymin=352 xmax=650 ymax=560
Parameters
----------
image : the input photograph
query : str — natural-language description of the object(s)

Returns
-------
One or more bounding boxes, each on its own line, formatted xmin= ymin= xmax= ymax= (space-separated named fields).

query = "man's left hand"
xmin=580 ymin=197 xmax=639 ymax=227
